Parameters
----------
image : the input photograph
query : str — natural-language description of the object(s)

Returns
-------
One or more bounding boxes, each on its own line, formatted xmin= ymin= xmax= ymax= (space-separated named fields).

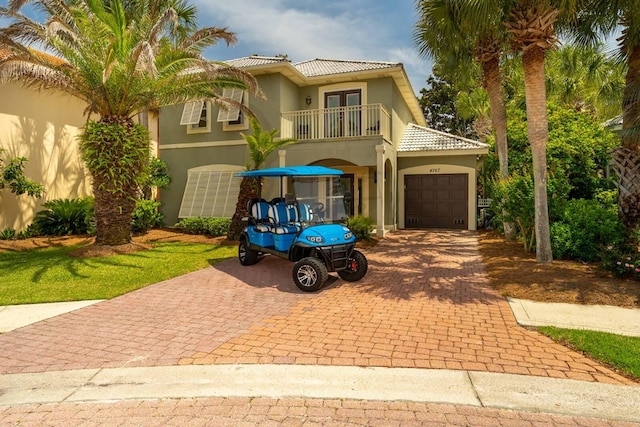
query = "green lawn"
xmin=539 ymin=326 xmax=640 ymax=380
xmin=0 ymin=242 xmax=236 ymax=305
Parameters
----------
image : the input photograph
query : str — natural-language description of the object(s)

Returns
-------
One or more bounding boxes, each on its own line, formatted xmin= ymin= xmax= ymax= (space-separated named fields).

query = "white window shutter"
xmin=180 ymin=100 xmax=204 ymax=125
xmin=216 ymin=88 xmax=243 ymax=122
xmin=178 ymin=170 xmax=242 ymax=218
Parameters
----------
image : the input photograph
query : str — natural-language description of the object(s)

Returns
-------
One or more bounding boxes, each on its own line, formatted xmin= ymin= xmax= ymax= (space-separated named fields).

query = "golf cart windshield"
xmin=292 ymin=176 xmax=350 ymax=224
xmin=236 ymin=166 xmax=351 ymax=225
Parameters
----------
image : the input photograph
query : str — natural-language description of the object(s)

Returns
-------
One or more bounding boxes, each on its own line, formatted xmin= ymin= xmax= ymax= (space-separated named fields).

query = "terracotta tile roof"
xmin=399 ymin=123 xmax=489 ymax=152
xmin=293 ymin=58 xmax=399 ymax=77
xmin=0 ymin=48 xmax=65 ymax=65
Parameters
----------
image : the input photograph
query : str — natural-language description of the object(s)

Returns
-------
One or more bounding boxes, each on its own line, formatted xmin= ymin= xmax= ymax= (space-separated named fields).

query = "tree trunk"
xmin=482 ymin=57 xmax=516 ymax=241
xmin=522 ymin=46 xmax=553 ymax=263
xmin=93 ymin=182 xmax=137 ymax=246
xmin=226 ymin=176 xmax=261 ymax=241
xmin=617 ymin=43 xmax=640 ymax=231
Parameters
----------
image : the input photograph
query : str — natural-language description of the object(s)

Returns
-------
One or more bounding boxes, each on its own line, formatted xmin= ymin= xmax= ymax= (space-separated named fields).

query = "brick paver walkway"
xmin=0 ymin=230 xmax=634 ymax=386
xmin=1 ymin=230 xmax=638 ymax=426
xmin=2 ymin=397 xmax=637 ymax=427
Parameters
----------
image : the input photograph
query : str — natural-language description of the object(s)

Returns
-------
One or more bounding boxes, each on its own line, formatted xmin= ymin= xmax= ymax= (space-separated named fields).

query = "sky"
xmin=0 ymin=0 xmax=433 ymax=93
xmin=195 ymin=0 xmax=432 ymax=92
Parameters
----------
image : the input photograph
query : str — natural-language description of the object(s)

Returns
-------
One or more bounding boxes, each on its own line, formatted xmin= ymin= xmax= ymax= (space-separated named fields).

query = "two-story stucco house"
xmin=158 ymin=56 xmax=489 ymax=236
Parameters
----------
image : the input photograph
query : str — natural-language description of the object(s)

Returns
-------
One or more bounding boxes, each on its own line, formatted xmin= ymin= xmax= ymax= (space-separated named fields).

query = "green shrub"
xmin=346 ymin=216 xmax=374 ymax=240
xmin=489 ymin=172 xmax=536 ymax=251
xmin=132 ymin=199 xmax=164 ymax=232
xmin=174 ymin=217 xmax=231 ymax=237
xmin=550 ymin=199 xmax=625 ymax=262
xmin=0 ymin=228 xmax=16 ymax=240
xmin=600 ymin=245 xmax=640 ymax=280
xmin=34 ymin=198 xmax=94 ymax=236
xmin=17 ymin=224 xmax=39 ymax=239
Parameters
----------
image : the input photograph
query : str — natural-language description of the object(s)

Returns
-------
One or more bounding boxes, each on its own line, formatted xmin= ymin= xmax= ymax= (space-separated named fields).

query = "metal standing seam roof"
xmin=399 ymin=123 xmax=489 ymax=152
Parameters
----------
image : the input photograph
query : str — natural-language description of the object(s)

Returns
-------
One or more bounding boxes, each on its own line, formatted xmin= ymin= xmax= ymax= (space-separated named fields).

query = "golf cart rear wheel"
xmin=292 ymin=257 xmax=328 ymax=292
xmin=238 ymin=238 xmax=259 ymax=266
xmin=338 ymin=250 xmax=368 ymax=282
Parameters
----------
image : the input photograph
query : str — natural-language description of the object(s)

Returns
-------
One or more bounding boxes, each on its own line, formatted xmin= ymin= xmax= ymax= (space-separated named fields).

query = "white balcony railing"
xmin=281 ymin=104 xmax=391 ymax=141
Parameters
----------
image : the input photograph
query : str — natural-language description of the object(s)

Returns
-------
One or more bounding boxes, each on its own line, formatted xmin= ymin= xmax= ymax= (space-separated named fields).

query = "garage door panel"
xmin=405 ymin=173 xmax=468 ymax=229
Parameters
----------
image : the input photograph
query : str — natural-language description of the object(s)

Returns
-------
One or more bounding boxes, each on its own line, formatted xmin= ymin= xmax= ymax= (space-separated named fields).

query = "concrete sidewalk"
xmin=0 ymin=300 xmax=103 ymax=333
xmin=0 ymin=364 xmax=639 ymax=422
xmin=507 ymin=298 xmax=640 ymax=337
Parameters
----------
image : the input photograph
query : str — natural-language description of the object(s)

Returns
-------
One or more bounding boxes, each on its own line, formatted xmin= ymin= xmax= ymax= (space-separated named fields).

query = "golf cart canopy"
xmin=236 ymin=166 xmax=343 ymax=177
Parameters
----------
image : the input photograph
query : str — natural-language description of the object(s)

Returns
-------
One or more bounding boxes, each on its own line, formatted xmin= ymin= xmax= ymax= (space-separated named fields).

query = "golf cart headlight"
xmin=307 ymin=235 xmax=324 ymax=243
xmin=344 ymin=232 xmax=353 ymax=239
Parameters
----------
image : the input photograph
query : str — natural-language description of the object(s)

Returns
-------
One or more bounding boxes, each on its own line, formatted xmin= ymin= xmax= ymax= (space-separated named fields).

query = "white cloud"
xmin=195 ymin=0 xmax=428 ymax=91
xmin=196 ymin=0 xmax=375 ymax=60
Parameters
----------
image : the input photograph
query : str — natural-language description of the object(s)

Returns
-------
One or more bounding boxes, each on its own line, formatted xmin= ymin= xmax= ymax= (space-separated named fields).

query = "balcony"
xmin=281 ymin=104 xmax=391 ymax=141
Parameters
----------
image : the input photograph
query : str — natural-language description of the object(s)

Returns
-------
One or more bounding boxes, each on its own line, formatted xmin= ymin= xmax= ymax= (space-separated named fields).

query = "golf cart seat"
xmin=247 ymin=198 xmax=273 ymax=233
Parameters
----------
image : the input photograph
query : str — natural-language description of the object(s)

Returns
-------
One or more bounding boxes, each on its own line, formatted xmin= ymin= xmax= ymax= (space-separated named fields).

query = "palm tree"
xmin=414 ymin=0 xmax=516 ymax=240
xmin=227 ymin=117 xmax=296 ymax=240
xmin=0 ymin=0 xmax=260 ymax=246
xmin=503 ymin=0 xmax=588 ymax=263
xmin=545 ymin=44 xmax=624 ymax=120
xmin=573 ymin=0 xmax=640 ymax=232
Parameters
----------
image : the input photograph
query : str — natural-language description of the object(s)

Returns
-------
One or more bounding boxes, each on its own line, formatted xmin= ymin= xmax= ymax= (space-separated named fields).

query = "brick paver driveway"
xmin=0 ymin=230 xmax=633 ymax=386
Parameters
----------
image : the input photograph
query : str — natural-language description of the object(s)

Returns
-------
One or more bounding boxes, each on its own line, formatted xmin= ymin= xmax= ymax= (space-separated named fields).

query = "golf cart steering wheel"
xmin=311 ymin=202 xmax=325 ymax=221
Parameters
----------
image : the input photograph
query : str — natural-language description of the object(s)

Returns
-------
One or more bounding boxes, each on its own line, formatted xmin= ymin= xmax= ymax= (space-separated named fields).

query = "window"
xmin=181 ymin=100 xmax=211 ymax=134
xmin=178 ymin=165 xmax=244 ymax=218
xmin=217 ymin=88 xmax=249 ymax=131
xmin=324 ymin=89 xmax=361 ymax=137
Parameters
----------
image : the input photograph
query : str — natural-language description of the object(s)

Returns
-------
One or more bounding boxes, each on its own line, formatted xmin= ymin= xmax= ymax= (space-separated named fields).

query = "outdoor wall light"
xmin=305 ymin=95 xmax=312 ymax=105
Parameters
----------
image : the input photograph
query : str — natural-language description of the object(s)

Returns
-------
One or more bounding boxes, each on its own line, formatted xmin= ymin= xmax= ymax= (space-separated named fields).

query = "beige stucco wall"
xmin=0 ymin=83 xmax=159 ymax=231
xmin=0 ymin=83 xmax=90 ymax=231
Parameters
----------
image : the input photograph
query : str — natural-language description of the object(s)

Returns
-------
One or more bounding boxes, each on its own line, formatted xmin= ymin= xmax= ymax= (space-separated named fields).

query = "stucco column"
xmin=278 ymin=150 xmax=287 ymax=194
xmin=375 ymin=145 xmax=385 ymax=237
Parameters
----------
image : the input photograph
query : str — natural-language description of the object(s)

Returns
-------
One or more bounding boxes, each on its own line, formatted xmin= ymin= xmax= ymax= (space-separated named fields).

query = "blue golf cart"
xmin=236 ymin=166 xmax=368 ymax=292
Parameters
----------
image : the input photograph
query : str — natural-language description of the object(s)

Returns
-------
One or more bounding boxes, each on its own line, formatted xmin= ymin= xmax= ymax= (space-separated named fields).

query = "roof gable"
xmin=399 ymin=124 xmax=489 ymax=154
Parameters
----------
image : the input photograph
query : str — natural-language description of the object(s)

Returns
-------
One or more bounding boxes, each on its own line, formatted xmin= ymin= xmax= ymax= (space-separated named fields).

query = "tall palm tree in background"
xmin=503 ymin=0 xmax=588 ymax=263
xmin=414 ymin=0 xmax=516 ymax=240
xmin=574 ymin=0 xmax=640 ymax=232
xmin=0 ymin=0 xmax=260 ymax=246
xmin=226 ymin=118 xmax=296 ymax=241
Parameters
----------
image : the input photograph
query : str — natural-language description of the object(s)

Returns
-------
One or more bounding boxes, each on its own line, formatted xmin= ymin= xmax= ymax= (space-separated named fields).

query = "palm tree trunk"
xmin=227 ymin=176 xmax=261 ymax=241
xmin=522 ymin=45 xmax=553 ymax=263
xmin=615 ymin=43 xmax=640 ymax=231
xmin=93 ymin=181 xmax=137 ymax=246
xmin=482 ymin=57 xmax=516 ymax=241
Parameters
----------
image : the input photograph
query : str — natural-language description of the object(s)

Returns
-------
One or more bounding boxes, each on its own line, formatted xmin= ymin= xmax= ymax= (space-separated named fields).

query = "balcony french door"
xmin=324 ymin=90 xmax=361 ymax=138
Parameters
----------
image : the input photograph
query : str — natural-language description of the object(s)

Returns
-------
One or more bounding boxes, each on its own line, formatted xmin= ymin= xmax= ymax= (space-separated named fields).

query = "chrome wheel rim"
xmin=297 ymin=265 xmax=317 ymax=287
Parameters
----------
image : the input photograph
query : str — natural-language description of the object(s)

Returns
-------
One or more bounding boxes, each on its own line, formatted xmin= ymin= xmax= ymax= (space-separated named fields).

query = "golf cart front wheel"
xmin=238 ymin=238 xmax=259 ymax=266
xmin=292 ymin=257 xmax=328 ymax=292
xmin=338 ymin=250 xmax=368 ymax=282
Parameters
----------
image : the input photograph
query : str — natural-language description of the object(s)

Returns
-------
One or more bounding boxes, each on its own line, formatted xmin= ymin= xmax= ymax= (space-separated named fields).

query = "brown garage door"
xmin=405 ymin=174 xmax=468 ymax=229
